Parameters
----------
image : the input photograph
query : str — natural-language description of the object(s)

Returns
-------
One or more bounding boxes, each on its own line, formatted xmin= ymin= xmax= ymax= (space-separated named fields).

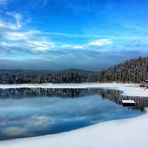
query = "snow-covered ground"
xmin=0 ymin=83 xmax=148 ymax=148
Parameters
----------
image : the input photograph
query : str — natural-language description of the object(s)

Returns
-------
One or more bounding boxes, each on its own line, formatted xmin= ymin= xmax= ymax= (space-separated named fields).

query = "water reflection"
xmin=0 ymin=88 xmax=147 ymax=140
xmin=0 ymin=88 xmax=147 ymax=110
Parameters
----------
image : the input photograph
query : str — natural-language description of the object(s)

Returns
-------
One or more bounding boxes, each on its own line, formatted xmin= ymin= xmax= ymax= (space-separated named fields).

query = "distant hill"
xmin=98 ymin=56 xmax=148 ymax=83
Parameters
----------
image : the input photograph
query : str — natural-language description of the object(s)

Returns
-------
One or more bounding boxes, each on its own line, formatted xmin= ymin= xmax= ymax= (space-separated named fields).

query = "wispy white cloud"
xmin=60 ymin=39 xmax=112 ymax=50
xmin=1 ymin=29 xmax=55 ymax=52
xmin=2 ymin=31 xmax=55 ymax=52
xmin=0 ymin=41 xmax=9 ymax=47
xmin=0 ymin=12 xmax=55 ymax=53
xmin=60 ymin=44 xmax=72 ymax=48
xmin=0 ymin=12 xmax=22 ymax=30
xmin=6 ymin=12 xmax=22 ymax=29
xmin=72 ymin=45 xmax=84 ymax=49
xmin=3 ymin=30 xmax=38 ymax=40
xmin=28 ymin=40 xmax=55 ymax=52
xmin=61 ymin=44 xmax=85 ymax=49
xmin=88 ymin=39 xmax=112 ymax=47
xmin=4 ymin=31 xmax=28 ymax=40
xmin=0 ymin=20 xmax=19 ymax=30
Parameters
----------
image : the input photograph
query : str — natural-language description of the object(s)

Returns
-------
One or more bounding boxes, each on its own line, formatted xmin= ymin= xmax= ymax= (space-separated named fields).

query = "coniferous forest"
xmin=98 ymin=56 xmax=148 ymax=83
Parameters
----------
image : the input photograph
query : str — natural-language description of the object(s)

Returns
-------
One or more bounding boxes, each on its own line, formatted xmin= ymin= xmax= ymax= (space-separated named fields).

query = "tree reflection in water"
xmin=0 ymin=88 xmax=147 ymax=111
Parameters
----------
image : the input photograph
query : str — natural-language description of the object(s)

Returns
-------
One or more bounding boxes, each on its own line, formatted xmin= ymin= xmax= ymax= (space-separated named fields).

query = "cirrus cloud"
xmin=88 ymin=39 xmax=112 ymax=47
xmin=28 ymin=40 xmax=55 ymax=52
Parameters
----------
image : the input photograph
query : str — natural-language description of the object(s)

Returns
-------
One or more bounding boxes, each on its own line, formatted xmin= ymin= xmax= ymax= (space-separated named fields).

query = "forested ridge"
xmin=0 ymin=56 xmax=147 ymax=84
xmin=98 ymin=56 xmax=148 ymax=83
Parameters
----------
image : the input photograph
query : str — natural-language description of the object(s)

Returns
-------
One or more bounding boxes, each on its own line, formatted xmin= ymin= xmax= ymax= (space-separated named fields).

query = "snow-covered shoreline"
xmin=0 ymin=83 xmax=147 ymax=97
xmin=0 ymin=83 xmax=148 ymax=148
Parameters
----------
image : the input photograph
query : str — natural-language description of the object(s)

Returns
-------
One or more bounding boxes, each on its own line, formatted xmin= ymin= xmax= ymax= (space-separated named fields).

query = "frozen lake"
xmin=0 ymin=88 xmax=147 ymax=140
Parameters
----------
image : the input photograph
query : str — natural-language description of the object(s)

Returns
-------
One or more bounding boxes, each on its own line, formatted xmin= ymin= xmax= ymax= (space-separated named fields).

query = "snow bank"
xmin=0 ymin=83 xmax=147 ymax=97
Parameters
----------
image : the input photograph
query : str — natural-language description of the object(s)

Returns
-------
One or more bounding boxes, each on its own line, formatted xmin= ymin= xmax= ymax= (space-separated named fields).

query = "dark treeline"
xmin=0 ymin=56 xmax=147 ymax=84
xmin=98 ymin=56 xmax=148 ymax=83
xmin=0 ymin=69 xmax=98 ymax=84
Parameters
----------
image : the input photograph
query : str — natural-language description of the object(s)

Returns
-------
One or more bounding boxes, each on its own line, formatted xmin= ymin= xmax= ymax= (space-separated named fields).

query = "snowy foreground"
xmin=0 ymin=83 xmax=148 ymax=148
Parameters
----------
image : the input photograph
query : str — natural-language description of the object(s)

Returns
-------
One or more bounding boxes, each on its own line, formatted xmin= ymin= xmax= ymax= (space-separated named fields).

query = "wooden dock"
xmin=122 ymin=100 xmax=136 ymax=106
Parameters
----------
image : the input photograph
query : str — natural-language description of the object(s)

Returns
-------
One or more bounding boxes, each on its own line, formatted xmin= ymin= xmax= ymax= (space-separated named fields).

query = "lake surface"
xmin=0 ymin=88 xmax=147 ymax=140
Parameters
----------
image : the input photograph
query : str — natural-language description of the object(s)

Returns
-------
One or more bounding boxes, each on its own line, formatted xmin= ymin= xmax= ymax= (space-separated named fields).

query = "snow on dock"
xmin=122 ymin=99 xmax=136 ymax=106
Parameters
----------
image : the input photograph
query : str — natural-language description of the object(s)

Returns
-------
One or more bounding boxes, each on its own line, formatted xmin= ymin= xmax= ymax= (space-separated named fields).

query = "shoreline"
xmin=0 ymin=83 xmax=147 ymax=97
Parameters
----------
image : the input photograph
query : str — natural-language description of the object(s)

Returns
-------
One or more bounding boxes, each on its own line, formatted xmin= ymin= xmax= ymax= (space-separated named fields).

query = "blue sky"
xmin=0 ymin=0 xmax=148 ymax=70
